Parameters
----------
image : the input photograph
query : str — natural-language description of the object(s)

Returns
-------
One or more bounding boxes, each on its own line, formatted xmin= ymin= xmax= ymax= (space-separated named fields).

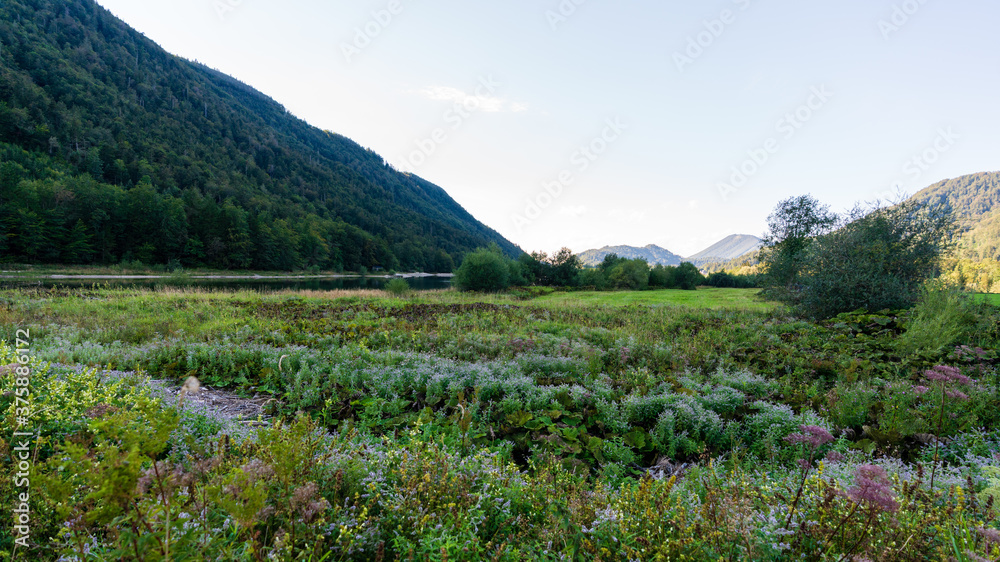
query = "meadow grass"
xmin=2 ymin=285 xmax=999 ymax=560
xmin=978 ymin=292 xmax=1000 ymax=306
xmin=532 ymin=286 xmax=776 ymax=311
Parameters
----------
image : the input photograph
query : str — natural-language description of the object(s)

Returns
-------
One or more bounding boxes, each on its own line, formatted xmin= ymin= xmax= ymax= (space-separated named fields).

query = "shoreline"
xmin=0 ymin=272 xmax=454 ymax=281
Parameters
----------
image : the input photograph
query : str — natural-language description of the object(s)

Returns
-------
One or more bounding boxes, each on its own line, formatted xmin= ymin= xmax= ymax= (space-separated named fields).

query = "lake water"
xmin=0 ymin=275 xmax=453 ymax=292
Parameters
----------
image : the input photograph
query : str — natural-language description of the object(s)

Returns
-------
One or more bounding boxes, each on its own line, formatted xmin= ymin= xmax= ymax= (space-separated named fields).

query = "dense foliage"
xmin=2 ymin=286 xmax=1000 ymax=560
xmin=456 ymin=247 xmax=721 ymax=293
xmin=704 ymin=270 xmax=760 ymax=288
xmin=759 ymin=194 xmax=838 ymax=293
xmin=452 ymin=245 xmax=518 ymax=292
xmin=793 ymin=202 xmax=956 ymax=318
xmin=761 ymin=196 xmax=956 ymax=318
xmin=909 ymin=172 xmax=1000 ymax=290
xmin=0 ymin=0 xmax=518 ymax=271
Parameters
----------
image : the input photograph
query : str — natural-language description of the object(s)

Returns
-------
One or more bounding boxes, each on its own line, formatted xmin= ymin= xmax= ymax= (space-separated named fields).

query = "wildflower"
xmin=978 ymin=527 xmax=1000 ymax=546
xmin=241 ymin=459 xmax=275 ymax=481
xmin=847 ymin=464 xmax=899 ymax=514
xmin=290 ymin=481 xmax=330 ymax=523
xmin=785 ymin=425 xmax=834 ymax=449
xmin=825 ymin=451 xmax=846 ymax=463
xmin=912 ymin=385 xmax=930 ymax=396
xmin=924 ymin=365 xmax=972 ymax=386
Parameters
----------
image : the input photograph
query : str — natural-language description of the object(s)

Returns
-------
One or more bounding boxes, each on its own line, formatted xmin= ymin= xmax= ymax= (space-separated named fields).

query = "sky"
xmin=94 ymin=0 xmax=1000 ymax=256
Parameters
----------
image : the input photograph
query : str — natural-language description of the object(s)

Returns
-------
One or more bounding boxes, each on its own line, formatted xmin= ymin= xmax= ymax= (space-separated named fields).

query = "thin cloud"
xmin=413 ymin=86 xmax=525 ymax=113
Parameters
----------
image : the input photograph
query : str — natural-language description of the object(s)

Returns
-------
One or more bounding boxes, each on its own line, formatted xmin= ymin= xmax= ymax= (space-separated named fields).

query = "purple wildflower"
xmin=847 ymin=464 xmax=899 ymax=514
xmin=924 ymin=365 xmax=972 ymax=385
xmin=785 ymin=425 xmax=834 ymax=449
xmin=944 ymin=389 xmax=969 ymax=401
xmin=825 ymin=451 xmax=846 ymax=463
xmin=912 ymin=385 xmax=930 ymax=396
xmin=978 ymin=527 xmax=1000 ymax=546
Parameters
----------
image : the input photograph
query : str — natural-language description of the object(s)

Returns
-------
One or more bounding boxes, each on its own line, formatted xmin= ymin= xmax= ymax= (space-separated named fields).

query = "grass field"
xmin=979 ymin=292 xmax=1000 ymax=306
xmin=533 ymin=287 xmax=776 ymax=311
xmin=2 ymin=285 xmax=999 ymax=560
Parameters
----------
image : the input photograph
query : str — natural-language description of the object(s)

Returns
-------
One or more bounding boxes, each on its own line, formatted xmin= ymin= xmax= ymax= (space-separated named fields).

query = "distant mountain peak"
xmin=686 ymin=235 xmax=762 ymax=265
xmin=577 ymin=244 xmax=683 ymax=267
xmin=577 ymin=235 xmax=763 ymax=269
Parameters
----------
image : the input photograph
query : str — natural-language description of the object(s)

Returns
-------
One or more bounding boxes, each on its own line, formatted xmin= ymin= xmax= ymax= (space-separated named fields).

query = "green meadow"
xmin=531 ymin=287 xmax=775 ymax=311
xmin=2 ymin=285 xmax=999 ymax=560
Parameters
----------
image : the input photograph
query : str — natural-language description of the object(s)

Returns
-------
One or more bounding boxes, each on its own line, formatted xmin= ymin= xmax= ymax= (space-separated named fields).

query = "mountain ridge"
xmin=907 ymin=171 xmax=1000 ymax=261
xmin=0 ymin=0 xmax=520 ymax=271
xmin=686 ymin=234 xmax=762 ymax=265
xmin=577 ymin=244 xmax=684 ymax=267
xmin=577 ymin=236 xmax=762 ymax=268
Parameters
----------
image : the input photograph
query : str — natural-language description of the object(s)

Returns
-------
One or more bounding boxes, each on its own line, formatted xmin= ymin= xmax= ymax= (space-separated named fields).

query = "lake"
xmin=0 ymin=274 xmax=453 ymax=292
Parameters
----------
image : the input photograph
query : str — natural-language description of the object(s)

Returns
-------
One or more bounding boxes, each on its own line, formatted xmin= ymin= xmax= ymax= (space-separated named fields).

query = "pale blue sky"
xmin=95 ymin=0 xmax=999 ymax=256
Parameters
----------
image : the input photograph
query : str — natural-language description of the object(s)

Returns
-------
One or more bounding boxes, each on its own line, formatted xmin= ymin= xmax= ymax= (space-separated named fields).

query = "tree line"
xmin=455 ymin=194 xmax=961 ymax=322
xmin=453 ymin=244 xmax=760 ymax=292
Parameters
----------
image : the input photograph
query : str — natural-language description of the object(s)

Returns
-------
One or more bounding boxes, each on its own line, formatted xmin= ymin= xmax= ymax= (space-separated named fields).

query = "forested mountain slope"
xmin=0 ymin=0 xmax=520 ymax=271
xmin=908 ymin=172 xmax=1000 ymax=261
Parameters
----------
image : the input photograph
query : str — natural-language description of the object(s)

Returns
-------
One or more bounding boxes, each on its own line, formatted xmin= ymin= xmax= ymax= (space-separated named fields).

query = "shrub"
xmin=384 ymin=277 xmax=411 ymax=297
xmin=898 ymin=284 xmax=980 ymax=357
xmin=705 ymin=270 xmax=760 ymax=288
xmin=764 ymin=197 xmax=955 ymax=318
xmin=672 ymin=262 xmax=705 ymax=290
xmin=577 ymin=267 xmax=608 ymax=290
xmin=608 ymin=258 xmax=649 ymax=290
xmin=453 ymin=245 xmax=513 ymax=292
xmin=648 ymin=264 xmax=672 ymax=288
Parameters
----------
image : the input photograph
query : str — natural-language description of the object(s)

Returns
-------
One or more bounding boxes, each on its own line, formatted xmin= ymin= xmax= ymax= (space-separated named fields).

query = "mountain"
xmin=907 ymin=172 xmax=1000 ymax=261
xmin=578 ymin=244 xmax=683 ymax=267
xmin=686 ymin=234 xmax=762 ymax=266
xmin=578 ymin=236 xmax=762 ymax=269
xmin=0 ymin=0 xmax=520 ymax=271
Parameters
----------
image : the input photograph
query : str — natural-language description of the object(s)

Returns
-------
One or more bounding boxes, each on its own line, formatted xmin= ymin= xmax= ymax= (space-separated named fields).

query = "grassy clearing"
xmin=2 ymin=286 xmax=1000 ymax=560
xmin=978 ymin=293 xmax=1000 ymax=306
xmin=532 ymin=287 xmax=776 ymax=311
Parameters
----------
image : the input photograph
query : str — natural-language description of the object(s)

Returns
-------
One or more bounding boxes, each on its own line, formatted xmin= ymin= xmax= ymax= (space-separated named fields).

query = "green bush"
xmin=577 ymin=267 xmax=609 ymax=290
xmin=763 ymin=198 xmax=955 ymax=318
xmin=608 ymin=258 xmax=650 ymax=290
xmin=898 ymin=285 xmax=980 ymax=357
xmin=672 ymin=262 xmax=704 ymax=290
xmin=384 ymin=277 xmax=411 ymax=297
xmin=453 ymin=246 xmax=513 ymax=292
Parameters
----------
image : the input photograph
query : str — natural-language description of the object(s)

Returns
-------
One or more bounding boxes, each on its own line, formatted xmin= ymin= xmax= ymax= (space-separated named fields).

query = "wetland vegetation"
xmin=2 ymin=285 xmax=1000 ymax=560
